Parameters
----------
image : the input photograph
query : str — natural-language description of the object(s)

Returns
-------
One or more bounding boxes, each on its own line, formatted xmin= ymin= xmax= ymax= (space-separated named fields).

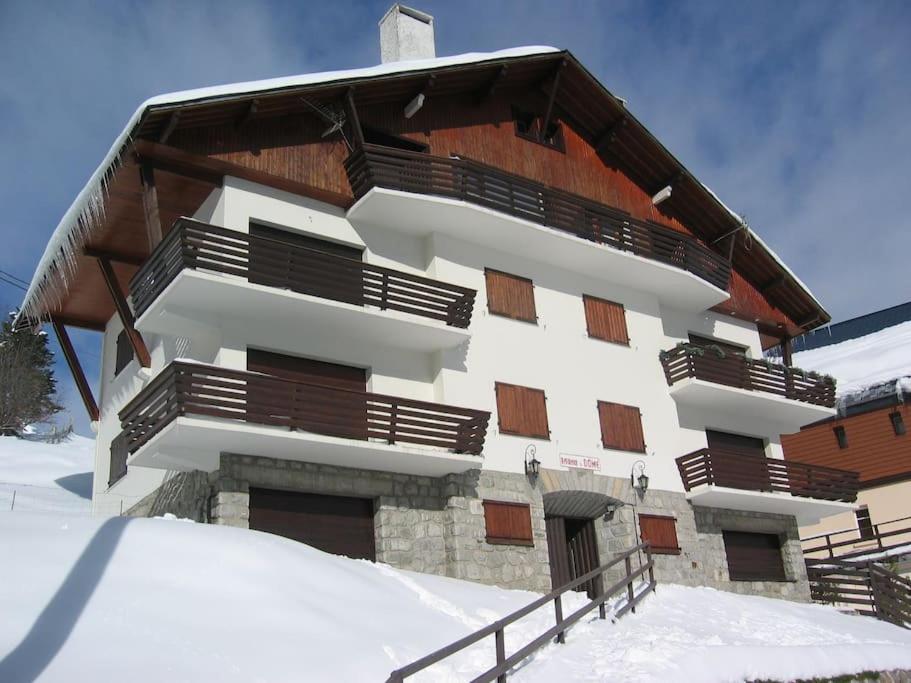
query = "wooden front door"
xmin=248 ymin=223 xmax=364 ymax=305
xmin=249 ymin=488 xmax=376 ymax=561
xmin=545 ymin=516 xmax=602 ymax=597
xmin=246 ymin=350 xmax=368 ymax=440
xmin=706 ymin=429 xmax=770 ymax=490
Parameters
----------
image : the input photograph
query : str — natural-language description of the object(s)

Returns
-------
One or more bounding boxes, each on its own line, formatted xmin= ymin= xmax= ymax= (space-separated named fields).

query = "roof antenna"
xmin=300 ymin=97 xmax=351 ymax=150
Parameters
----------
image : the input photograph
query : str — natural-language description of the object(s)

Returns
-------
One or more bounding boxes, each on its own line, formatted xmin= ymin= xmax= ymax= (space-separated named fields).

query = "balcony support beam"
xmin=158 ymin=111 xmax=181 ymax=144
xmin=97 ymin=256 xmax=151 ymax=368
xmin=540 ymin=60 xmax=566 ymax=140
xmin=51 ymin=318 xmax=99 ymax=422
xmin=345 ymin=88 xmax=365 ymax=148
xmin=475 ymin=65 xmax=507 ymax=104
xmin=594 ymin=117 xmax=627 ymax=154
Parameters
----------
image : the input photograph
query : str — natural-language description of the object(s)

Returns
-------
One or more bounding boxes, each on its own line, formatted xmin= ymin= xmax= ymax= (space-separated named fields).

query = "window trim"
xmin=638 ymin=514 xmax=681 ymax=555
xmin=483 ymin=500 xmax=535 ymax=547
xmin=495 ymin=382 xmax=551 ymax=440
xmin=484 ymin=268 xmax=538 ymax=324
xmin=583 ymin=294 xmax=630 ymax=346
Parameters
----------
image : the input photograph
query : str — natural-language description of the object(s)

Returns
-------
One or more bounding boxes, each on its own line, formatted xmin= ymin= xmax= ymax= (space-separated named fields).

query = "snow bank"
xmin=792 ymin=320 xmax=911 ymax=397
xmin=2 ymin=514 xmax=910 ymax=682
xmin=0 ymin=436 xmax=94 ymax=515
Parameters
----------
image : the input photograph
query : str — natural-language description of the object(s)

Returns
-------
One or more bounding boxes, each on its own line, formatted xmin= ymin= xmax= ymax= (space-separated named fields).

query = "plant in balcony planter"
xmin=704 ymin=343 xmax=726 ymax=359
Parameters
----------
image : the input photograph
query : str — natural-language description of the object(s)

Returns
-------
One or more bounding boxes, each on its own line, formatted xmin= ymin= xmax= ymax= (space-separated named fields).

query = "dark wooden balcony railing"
xmin=660 ymin=344 xmax=836 ymax=407
xmin=119 ymin=361 xmax=490 ymax=457
xmin=676 ymin=448 xmax=859 ymax=502
xmin=130 ymin=218 xmax=477 ymax=327
xmin=345 ymin=144 xmax=731 ymax=291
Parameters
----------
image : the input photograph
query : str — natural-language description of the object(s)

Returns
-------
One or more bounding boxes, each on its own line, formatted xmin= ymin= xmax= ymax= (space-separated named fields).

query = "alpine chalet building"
xmin=18 ymin=6 xmax=859 ymax=600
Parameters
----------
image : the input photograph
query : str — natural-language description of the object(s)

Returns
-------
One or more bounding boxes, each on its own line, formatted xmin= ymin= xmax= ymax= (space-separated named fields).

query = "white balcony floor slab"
xmin=669 ymin=378 xmax=836 ymax=433
xmin=347 ymin=188 xmax=730 ymax=314
xmin=127 ymin=416 xmax=483 ymax=478
xmin=686 ymin=485 xmax=856 ymax=525
xmin=134 ymin=269 xmax=471 ymax=353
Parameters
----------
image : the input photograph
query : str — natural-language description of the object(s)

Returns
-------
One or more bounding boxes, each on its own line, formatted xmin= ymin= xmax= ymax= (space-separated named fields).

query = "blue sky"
xmin=1 ymin=0 xmax=909 ymax=436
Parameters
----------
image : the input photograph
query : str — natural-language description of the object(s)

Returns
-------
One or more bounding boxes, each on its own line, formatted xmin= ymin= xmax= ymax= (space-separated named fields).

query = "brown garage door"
xmin=249 ymin=488 xmax=376 ymax=561
xmin=722 ymin=530 xmax=786 ymax=581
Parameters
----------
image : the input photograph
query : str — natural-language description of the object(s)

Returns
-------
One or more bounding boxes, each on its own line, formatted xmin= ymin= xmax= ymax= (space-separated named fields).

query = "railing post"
xmin=625 ymin=556 xmax=636 ymax=614
xmin=388 ymin=401 xmax=397 ymax=445
xmin=495 ymin=628 xmax=507 ymax=683
xmin=646 ymin=544 xmax=655 ymax=587
xmin=874 ymin=524 xmax=883 ymax=549
xmin=825 ymin=534 xmax=833 ymax=559
xmin=380 ymin=271 xmax=389 ymax=311
xmin=554 ymin=595 xmax=565 ymax=644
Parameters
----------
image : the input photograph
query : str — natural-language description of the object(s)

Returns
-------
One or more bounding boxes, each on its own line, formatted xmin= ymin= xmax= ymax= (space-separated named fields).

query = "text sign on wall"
xmin=559 ymin=454 xmax=601 ymax=471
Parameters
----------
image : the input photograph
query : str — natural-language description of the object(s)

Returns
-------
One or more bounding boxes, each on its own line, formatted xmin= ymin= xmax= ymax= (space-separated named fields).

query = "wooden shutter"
xmin=114 ymin=330 xmax=133 ymax=376
xmin=598 ymin=401 xmax=645 ymax=452
xmin=108 ymin=433 xmax=128 ymax=487
xmin=483 ymin=501 xmax=534 ymax=546
xmin=583 ymin=295 xmax=629 ymax=344
xmin=638 ymin=514 xmax=680 ymax=555
xmin=485 ymin=269 xmax=537 ymax=322
xmin=495 ymin=383 xmax=550 ymax=439
xmin=722 ymin=531 xmax=786 ymax=581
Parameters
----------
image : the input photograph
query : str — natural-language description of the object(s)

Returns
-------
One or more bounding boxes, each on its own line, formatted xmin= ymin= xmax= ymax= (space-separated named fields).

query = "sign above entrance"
xmin=559 ymin=454 xmax=601 ymax=471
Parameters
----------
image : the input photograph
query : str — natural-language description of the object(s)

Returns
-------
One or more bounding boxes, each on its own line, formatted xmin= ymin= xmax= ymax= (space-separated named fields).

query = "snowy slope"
xmin=1 ymin=515 xmax=910 ymax=683
xmin=0 ymin=435 xmax=94 ymax=514
xmin=791 ymin=320 xmax=911 ymax=397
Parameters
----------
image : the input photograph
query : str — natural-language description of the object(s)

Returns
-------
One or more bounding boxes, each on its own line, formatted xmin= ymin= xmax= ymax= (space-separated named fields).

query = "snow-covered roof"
xmin=791 ymin=319 xmax=911 ymax=401
xmin=17 ymin=47 xmax=559 ymax=323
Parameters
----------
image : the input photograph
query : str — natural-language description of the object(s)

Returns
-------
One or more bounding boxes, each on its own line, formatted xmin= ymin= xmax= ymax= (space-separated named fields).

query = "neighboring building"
xmin=779 ymin=305 xmax=911 ymax=566
xmin=17 ymin=6 xmax=858 ymax=600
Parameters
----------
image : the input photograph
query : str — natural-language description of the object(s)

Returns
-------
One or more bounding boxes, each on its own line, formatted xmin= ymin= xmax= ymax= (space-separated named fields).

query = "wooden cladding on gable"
xmin=485 ymin=269 xmax=537 ymax=323
xmin=483 ymin=500 xmax=534 ymax=546
xmin=638 ymin=514 xmax=680 ymax=555
xmin=583 ymin=295 xmax=629 ymax=344
xmin=495 ymin=382 xmax=550 ymax=439
xmin=598 ymin=401 xmax=645 ymax=452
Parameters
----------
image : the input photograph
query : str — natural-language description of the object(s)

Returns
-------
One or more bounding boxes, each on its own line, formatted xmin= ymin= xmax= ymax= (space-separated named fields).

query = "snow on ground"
xmin=791 ymin=320 xmax=911 ymax=397
xmin=0 ymin=435 xmax=94 ymax=515
xmin=1 ymin=514 xmax=910 ymax=683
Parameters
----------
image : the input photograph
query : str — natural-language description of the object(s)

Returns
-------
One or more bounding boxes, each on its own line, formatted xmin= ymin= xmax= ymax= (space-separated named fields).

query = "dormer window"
xmin=512 ymin=106 xmax=565 ymax=151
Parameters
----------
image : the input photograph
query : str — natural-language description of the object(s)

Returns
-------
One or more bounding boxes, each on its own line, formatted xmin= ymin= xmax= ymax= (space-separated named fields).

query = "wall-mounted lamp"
xmin=524 ymin=444 xmax=541 ymax=484
xmin=631 ymin=460 xmax=649 ymax=494
xmin=404 ymin=92 xmax=426 ymax=119
xmin=651 ymin=185 xmax=672 ymax=206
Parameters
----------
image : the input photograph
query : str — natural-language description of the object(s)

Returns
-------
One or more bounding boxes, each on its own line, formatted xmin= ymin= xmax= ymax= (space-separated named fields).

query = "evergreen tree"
xmin=0 ymin=313 xmax=62 ymax=434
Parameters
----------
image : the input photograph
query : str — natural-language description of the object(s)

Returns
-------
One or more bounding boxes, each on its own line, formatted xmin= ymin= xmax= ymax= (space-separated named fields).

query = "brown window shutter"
xmin=598 ymin=401 xmax=645 ymax=452
xmin=114 ymin=330 xmax=134 ymax=376
xmin=583 ymin=295 xmax=629 ymax=344
xmin=638 ymin=514 xmax=680 ymax=554
xmin=495 ymin=382 xmax=550 ymax=439
xmin=483 ymin=500 xmax=534 ymax=546
xmin=722 ymin=531 xmax=786 ymax=581
xmin=485 ymin=269 xmax=537 ymax=322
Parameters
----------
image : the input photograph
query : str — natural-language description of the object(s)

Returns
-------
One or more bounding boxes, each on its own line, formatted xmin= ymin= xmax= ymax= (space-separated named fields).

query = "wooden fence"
xmin=386 ymin=543 xmax=656 ymax=683
xmin=806 ymin=558 xmax=910 ymax=628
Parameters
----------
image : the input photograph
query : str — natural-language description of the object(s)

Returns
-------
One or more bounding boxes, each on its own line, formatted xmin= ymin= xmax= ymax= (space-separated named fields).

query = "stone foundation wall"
xmin=127 ymin=457 xmax=812 ymax=601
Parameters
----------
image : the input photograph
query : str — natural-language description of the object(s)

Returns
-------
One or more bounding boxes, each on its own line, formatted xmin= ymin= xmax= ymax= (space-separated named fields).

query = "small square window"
xmin=833 ymin=425 xmax=848 ymax=449
xmin=512 ymin=106 xmax=565 ymax=152
xmin=889 ymin=411 xmax=906 ymax=436
xmin=855 ymin=506 xmax=874 ymax=541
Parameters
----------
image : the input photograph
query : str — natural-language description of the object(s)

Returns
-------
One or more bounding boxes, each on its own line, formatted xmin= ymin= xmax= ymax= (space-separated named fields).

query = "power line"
xmin=0 ymin=274 xmax=27 ymax=292
xmin=0 ymin=269 xmax=29 ymax=287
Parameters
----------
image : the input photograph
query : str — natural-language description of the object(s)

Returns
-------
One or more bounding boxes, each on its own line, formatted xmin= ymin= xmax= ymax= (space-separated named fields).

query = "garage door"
xmin=249 ymin=488 xmax=376 ymax=561
xmin=722 ymin=530 xmax=786 ymax=581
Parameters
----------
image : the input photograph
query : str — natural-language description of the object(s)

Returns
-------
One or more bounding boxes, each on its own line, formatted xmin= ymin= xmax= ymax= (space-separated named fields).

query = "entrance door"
xmin=706 ymin=429 xmax=770 ymax=490
xmin=249 ymin=488 xmax=376 ymax=561
xmin=246 ymin=350 xmax=368 ymax=440
xmin=249 ymin=223 xmax=364 ymax=306
xmin=545 ymin=516 xmax=602 ymax=597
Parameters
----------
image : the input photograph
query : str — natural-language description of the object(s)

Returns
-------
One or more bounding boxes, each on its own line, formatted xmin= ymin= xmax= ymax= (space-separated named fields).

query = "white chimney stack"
xmin=379 ymin=4 xmax=435 ymax=63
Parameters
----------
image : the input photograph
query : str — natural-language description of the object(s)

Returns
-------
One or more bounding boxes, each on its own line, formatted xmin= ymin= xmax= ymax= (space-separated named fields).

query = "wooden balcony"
xmin=131 ymin=218 xmax=476 ymax=327
xmin=676 ymin=448 xmax=858 ymax=524
xmin=345 ymin=144 xmax=732 ymax=310
xmin=119 ymin=362 xmax=490 ymax=476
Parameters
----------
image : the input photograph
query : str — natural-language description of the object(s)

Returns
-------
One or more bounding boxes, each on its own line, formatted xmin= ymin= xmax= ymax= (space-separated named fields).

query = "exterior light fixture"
xmin=404 ymin=92 xmax=426 ymax=119
xmin=651 ymin=185 xmax=672 ymax=206
xmin=524 ymin=444 xmax=541 ymax=483
xmin=631 ymin=460 xmax=649 ymax=494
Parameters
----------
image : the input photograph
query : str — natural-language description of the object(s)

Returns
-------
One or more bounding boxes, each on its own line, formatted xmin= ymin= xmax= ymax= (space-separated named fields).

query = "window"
xmin=485 ymin=269 xmax=537 ymax=323
xmin=638 ymin=514 xmax=680 ymax=555
xmin=495 ymin=383 xmax=550 ymax=439
xmin=722 ymin=531 xmax=786 ymax=582
xmin=108 ymin=433 xmax=128 ymax=487
xmin=833 ymin=425 xmax=848 ymax=449
xmin=855 ymin=506 xmax=875 ymax=541
xmin=598 ymin=401 xmax=646 ymax=452
xmin=114 ymin=330 xmax=133 ymax=376
xmin=583 ymin=295 xmax=629 ymax=345
xmin=890 ymin=411 xmax=906 ymax=436
xmin=512 ymin=106 xmax=565 ymax=151
xmin=483 ymin=500 xmax=534 ymax=546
